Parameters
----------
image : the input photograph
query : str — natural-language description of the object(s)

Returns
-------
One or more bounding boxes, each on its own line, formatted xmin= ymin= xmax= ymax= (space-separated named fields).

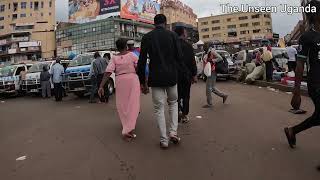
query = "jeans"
xmin=292 ymin=86 xmax=320 ymax=134
xmin=41 ymin=81 xmax=51 ymax=98
xmin=152 ymin=85 xmax=178 ymax=144
xmin=54 ymin=83 xmax=63 ymax=101
xmin=178 ymin=80 xmax=191 ymax=115
xmin=206 ymin=72 xmax=226 ymax=105
xmin=90 ymin=74 xmax=109 ymax=102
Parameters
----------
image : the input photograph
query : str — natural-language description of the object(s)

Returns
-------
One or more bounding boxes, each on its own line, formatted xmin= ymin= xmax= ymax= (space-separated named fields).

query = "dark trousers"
xmin=90 ymin=74 xmax=109 ymax=102
xmin=54 ymin=83 xmax=63 ymax=101
xmin=265 ymin=61 xmax=273 ymax=81
xmin=292 ymin=86 xmax=320 ymax=134
xmin=178 ymin=80 xmax=192 ymax=115
xmin=288 ymin=61 xmax=297 ymax=72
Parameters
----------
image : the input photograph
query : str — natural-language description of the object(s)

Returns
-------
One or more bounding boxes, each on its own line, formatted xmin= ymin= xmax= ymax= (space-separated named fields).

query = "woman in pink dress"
xmin=98 ymin=39 xmax=141 ymax=141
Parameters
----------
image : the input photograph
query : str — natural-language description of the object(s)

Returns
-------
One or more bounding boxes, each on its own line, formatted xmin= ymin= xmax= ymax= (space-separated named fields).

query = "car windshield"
xmin=217 ymin=51 xmax=231 ymax=58
xmin=0 ymin=66 xmax=16 ymax=77
xmin=28 ymin=62 xmax=51 ymax=73
xmin=69 ymin=55 xmax=94 ymax=67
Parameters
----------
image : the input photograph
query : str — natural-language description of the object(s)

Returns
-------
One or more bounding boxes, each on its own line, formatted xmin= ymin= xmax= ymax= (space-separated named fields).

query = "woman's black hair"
xmin=305 ymin=0 xmax=320 ymax=25
xmin=43 ymin=66 xmax=48 ymax=71
xmin=116 ymin=38 xmax=128 ymax=51
xmin=94 ymin=52 xmax=101 ymax=59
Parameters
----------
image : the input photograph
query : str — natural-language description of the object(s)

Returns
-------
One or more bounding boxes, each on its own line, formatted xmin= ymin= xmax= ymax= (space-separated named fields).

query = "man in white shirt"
xmin=51 ymin=58 xmax=65 ymax=101
xmin=286 ymin=42 xmax=298 ymax=72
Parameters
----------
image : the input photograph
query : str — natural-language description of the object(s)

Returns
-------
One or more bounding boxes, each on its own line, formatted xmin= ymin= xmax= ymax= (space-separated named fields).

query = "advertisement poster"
xmin=68 ymin=0 xmax=100 ymax=23
xmin=120 ymin=0 xmax=160 ymax=24
xmin=100 ymin=0 xmax=121 ymax=14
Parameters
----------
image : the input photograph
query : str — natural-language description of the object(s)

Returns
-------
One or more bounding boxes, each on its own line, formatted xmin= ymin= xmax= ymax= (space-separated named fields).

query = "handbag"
xmin=204 ymin=62 xmax=211 ymax=77
xmin=215 ymin=57 xmax=229 ymax=74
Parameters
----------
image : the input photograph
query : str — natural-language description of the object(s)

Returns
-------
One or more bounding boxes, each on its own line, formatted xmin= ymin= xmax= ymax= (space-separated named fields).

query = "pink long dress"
xmin=106 ymin=52 xmax=141 ymax=135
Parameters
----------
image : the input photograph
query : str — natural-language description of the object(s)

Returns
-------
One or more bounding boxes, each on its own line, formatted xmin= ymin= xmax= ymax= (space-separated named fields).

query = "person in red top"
xmin=203 ymin=48 xmax=228 ymax=108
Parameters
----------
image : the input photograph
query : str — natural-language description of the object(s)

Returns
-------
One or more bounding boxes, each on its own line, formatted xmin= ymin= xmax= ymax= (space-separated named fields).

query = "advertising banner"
xmin=120 ymin=0 xmax=160 ymax=24
xmin=69 ymin=0 xmax=120 ymax=23
xmin=100 ymin=0 xmax=121 ymax=14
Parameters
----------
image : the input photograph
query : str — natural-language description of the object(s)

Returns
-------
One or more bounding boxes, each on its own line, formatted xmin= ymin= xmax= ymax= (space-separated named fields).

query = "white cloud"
xmin=56 ymin=0 xmax=303 ymax=36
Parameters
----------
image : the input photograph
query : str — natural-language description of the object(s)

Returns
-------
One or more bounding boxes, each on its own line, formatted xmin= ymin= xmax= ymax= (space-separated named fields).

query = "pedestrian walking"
xmin=286 ymin=42 xmax=298 ymax=72
xmin=203 ymin=48 xmax=228 ymax=108
xmin=90 ymin=52 xmax=108 ymax=103
xmin=98 ymin=39 xmax=140 ymax=141
xmin=137 ymin=14 xmax=184 ymax=149
xmin=284 ymin=0 xmax=320 ymax=151
xmin=174 ymin=26 xmax=197 ymax=123
xmin=261 ymin=46 xmax=273 ymax=81
xmin=40 ymin=66 xmax=51 ymax=98
xmin=51 ymin=58 xmax=65 ymax=102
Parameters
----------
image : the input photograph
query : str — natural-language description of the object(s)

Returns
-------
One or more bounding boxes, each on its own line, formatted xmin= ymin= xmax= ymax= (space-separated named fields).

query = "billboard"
xmin=120 ymin=0 xmax=160 ymax=24
xmin=69 ymin=0 xmax=121 ymax=23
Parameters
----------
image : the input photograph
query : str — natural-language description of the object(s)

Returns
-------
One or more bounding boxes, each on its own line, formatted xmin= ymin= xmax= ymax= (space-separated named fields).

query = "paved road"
xmin=0 ymin=82 xmax=319 ymax=180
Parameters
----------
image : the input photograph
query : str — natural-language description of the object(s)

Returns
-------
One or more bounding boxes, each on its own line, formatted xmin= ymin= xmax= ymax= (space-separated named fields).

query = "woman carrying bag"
xmin=203 ymin=48 xmax=229 ymax=108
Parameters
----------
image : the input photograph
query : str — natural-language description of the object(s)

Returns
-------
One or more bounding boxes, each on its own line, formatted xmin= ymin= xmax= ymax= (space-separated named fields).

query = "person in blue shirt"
xmin=51 ymin=58 xmax=65 ymax=102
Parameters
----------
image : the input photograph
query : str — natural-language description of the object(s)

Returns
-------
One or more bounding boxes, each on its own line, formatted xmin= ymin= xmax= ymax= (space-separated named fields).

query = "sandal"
xmin=122 ymin=133 xmax=134 ymax=141
xmin=169 ymin=135 xmax=181 ymax=145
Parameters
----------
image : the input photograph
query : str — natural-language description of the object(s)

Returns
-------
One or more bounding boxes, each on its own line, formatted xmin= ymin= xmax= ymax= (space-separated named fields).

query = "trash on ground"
xmin=1 ymin=101 xmax=5 ymax=103
xmin=286 ymin=92 xmax=293 ymax=95
xmin=271 ymin=148 xmax=275 ymax=151
xmin=196 ymin=116 xmax=202 ymax=119
xmin=258 ymin=87 xmax=262 ymax=89
xmin=16 ymin=156 xmax=27 ymax=161
xmin=75 ymin=106 xmax=81 ymax=109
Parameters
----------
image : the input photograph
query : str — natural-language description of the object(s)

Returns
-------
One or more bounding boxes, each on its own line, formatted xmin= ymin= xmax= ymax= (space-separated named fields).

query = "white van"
xmin=0 ymin=64 xmax=32 ymax=95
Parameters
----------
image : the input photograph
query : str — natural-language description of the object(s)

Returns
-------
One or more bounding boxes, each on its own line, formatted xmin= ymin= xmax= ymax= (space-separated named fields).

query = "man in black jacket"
xmin=138 ymin=14 xmax=183 ymax=149
xmin=174 ymin=26 xmax=197 ymax=123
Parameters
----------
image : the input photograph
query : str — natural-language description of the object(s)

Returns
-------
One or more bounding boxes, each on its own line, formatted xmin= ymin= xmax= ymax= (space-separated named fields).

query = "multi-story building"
xmin=161 ymin=0 xmax=197 ymax=29
xmin=289 ymin=20 xmax=305 ymax=43
xmin=198 ymin=12 xmax=273 ymax=45
xmin=0 ymin=0 xmax=56 ymax=65
xmin=56 ymin=17 xmax=154 ymax=58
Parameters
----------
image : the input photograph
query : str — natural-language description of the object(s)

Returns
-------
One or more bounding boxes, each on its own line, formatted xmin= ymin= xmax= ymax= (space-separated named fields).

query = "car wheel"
xmin=106 ymin=79 xmax=114 ymax=95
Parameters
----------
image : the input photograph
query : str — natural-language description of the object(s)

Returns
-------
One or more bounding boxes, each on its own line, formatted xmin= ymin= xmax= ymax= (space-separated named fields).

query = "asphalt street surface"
xmin=0 ymin=81 xmax=319 ymax=180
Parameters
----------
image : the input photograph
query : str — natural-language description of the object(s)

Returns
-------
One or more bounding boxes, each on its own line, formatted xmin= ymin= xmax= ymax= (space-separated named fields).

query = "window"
xmin=202 ymin=35 xmax=209 ymax=39
xmin=212 ymin=33 xmax=221 ymax=37
xmin=9 ymin=3 xmax=10 ymax=9
xmin=240 ymin=23 xmax=248 ymax=27
xmin=34 ymin=1 xmax=39 ymax=10
xmin=239 ymin=16 xmax=248 ymax=20
xmin=13 ymin=3 xmax=18 ymax=11
xmin=252 ymin=14 xmax=260 ymax=19
xmin=0 ymin=26 xmax=4 ymax=30
xmin=265 ymin=22 xmax=271 ymax=26
xmin=227 ymin=18 xmax=231 ymax=22
xmin=20 ymin=13 xmax=26 ymax=18
xmin=212 ymin=26 xmax=220 ymax=31
xmin=0 ymin=17 xmax=4 ymax=21
xmin=201 ymin=28 xmax=209 ymax=32
xmin=30 ymin=13 xmax=32 ymax=16
xmin=41 ymin=1 xmax=44 ymax=8
xmin=49 ymin=1 xmax=52 ymax=7
xmin=227 ymin=25 xmax=236 ymax=29
xmin=0 ymin=5 xmax=5 ymax=12
xmin=12 ymin=14 xmax=18 ymax=20
xmin=201 ymin=22 xmax=208 ymax=25
xmin=253 ymin=29 xmax=261 ymax=33
xmin=15 ymin=25 xmax=34 ymax=30
xmin=30 ymin=2 xmax=33 ymax=8
xmin=41 ymin=12 xmax=44 ymax=16
xmin=252 ymin=22 xmax=260 ymax=26
xmin=228 ymin=32 xmax=237 ymax=37
xmin=21 ymin=2 xmax=27 ymax=9
xmin=240 ymin=31 xmax=247 ymax=35
xmin=212 ymin=20 xmax=220 ymax=24
xmin=264 ymin=14 xmax=271 ymax=18
xmin=49 ymin=12 xmax=52 ymax=16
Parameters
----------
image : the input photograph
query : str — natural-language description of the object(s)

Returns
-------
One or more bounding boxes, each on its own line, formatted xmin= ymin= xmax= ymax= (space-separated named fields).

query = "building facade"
xmin=160 ymin=0 xmax=197 ymax=29
xmin=56 ymin=18 xmax=154 ymax=58
xmin=198 ymin=12 xmax=273 ymax=45
xmin=0 ymin=0 xmax=56 ymax=65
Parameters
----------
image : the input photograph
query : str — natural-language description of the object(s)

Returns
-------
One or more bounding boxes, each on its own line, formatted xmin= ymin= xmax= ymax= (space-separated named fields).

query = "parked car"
xmin=195 ymin=50 xmax=236 ymax=80
xmin=64 ymin=52 xmax=116 ymax=97
xmin=0 ymin=64 xmax=32 ymax=95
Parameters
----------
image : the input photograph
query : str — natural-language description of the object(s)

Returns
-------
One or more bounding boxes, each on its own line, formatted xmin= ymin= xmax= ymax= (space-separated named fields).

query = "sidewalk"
xmin=230 ymin=75 xmax=309 ymax=96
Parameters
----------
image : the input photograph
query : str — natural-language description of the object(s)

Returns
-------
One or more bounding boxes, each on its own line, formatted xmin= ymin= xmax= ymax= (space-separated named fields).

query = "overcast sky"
xmin=56 ymin=0 xmax=303 ymax=37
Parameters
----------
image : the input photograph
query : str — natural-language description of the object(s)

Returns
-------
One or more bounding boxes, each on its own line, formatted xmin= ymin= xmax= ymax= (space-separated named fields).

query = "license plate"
xmin=30 ymin=89 xmax=38 ymax=93
xmin=74 ymin=87 xmax=85 ymax=91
